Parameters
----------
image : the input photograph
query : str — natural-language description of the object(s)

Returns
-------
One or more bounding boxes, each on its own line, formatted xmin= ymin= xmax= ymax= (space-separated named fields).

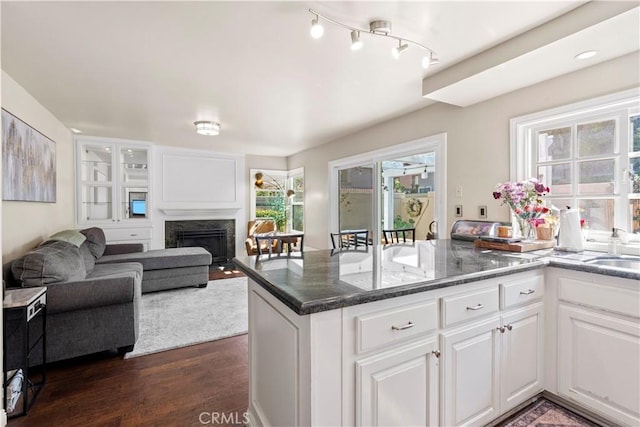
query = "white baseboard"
xmin=0 ymin=409 xmax=7 ymax=427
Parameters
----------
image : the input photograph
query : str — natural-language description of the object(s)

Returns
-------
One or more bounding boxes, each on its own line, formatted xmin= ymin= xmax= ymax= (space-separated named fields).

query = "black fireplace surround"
xmin=165 ymin=220 xmax=235 ymax=267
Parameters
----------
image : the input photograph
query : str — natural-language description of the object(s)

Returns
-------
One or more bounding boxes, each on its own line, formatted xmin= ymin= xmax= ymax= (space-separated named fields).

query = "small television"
xmin=130 ymin=199 xmax=146 ymax=217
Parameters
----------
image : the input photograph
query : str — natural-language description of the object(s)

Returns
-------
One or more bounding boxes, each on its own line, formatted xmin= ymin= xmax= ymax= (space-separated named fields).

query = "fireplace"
xmin=165 ymin=220 xmax=235 ymax=267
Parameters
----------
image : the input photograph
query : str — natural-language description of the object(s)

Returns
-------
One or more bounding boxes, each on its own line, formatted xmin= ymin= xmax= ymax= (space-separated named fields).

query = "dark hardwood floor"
xmin=9 ymin=334 xmax=248 ymax=427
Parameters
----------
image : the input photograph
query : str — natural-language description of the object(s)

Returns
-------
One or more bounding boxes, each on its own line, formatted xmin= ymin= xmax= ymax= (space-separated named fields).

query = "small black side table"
xmin=3 ymin=287 xmax=47 ymax=418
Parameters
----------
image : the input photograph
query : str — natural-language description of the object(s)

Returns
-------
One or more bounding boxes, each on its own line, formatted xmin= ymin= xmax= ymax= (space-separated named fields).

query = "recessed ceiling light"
xmin=70 ymin=127 xmax=82 ymax=134
xmin=575 ymin=50 xmax=597 ymax=60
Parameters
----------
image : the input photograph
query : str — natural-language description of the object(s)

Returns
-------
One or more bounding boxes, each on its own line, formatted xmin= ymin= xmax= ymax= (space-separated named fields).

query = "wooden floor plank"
xmin=8 ymin=334 xmax=248 ymax=427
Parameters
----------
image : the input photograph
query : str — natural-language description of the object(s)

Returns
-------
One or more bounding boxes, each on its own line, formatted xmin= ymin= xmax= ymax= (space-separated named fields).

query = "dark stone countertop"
xmin=234 ymin=240 xmax=640 ymax=316
xmin=233 ymin=240 xmax=551 ymax=315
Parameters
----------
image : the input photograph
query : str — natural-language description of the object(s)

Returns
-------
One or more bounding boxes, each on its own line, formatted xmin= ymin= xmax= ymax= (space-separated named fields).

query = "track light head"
xmin=310 ymin=16 xmax=324 ymax=39
xmin=422 ymin=52 xmax=439 ymax=69
xmin=350 ymin=30 xmax=363 ymax=51
xmin=392 ymin=40 xmax=409 ymax=59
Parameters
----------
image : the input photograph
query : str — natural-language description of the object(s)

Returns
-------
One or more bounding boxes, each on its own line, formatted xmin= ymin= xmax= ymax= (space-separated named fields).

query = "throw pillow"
xmin=47 ymin=229 xmax=87 ymax=248
xmin=80 ymin=227 xmax=106 ymax=259
xmin=78 ymin=241 xmax=95 ymax=274
xmin=11 ymin=240 xmax=86 ymax=287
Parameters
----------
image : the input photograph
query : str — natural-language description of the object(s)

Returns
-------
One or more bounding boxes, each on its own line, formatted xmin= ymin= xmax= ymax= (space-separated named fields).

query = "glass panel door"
xmin=338 ymin=165 xmax=374 ymax=246
xmin=120 ymin=146 xmax=149 ymax=220
xmin=381 ymin=151 xmax=436 ymax=242
xmin=79 ymin=144 xmax=114 ymax=221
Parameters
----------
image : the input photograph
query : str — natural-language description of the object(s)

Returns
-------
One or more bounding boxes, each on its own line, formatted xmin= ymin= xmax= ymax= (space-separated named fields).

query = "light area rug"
xmin=125 ymin=277 xmax=248 ymax=358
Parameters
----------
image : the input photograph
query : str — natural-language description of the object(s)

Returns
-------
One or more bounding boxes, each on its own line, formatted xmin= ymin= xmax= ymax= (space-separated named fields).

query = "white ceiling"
xmin=2 ymin=1 xmax=635 ymax=157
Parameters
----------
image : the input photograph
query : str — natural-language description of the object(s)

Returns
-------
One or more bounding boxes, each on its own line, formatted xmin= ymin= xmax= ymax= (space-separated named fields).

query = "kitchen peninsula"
xmin=233 ymin=240 xmax=639 ymax=427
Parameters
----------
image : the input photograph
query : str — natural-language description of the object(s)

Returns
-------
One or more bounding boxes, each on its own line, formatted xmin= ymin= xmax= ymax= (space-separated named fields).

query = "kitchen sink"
xmin=584 ymin=255 xmax=640 ymax=271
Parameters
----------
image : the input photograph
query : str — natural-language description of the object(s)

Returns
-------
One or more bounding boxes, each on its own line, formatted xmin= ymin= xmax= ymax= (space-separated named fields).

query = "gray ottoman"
xmin=97 ymin=247 xmax=212 ymax=293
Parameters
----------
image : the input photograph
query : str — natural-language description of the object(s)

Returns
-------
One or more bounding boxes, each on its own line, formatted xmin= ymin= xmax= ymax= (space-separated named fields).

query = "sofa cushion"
xmin=97 ymin=247 xmax=212 ymax=271
xmin=11 ymin=240 xmax=86 ymax=287
xmin=78 ymin=241 xmax=95 ymax=274
xmin=48 ymin=229 xmax=87 ymax=247
xmin=80 ymin=227 xmax=106 ymax=259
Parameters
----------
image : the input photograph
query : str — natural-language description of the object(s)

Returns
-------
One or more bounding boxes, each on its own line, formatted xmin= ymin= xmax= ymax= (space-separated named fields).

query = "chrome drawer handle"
xmin=519 ymin=289 xmax=535 ymax=295
xmin=391 ymin=321 xmax=414 ymax=331
xmin=466 ymin=304 xmax=484 ymax=311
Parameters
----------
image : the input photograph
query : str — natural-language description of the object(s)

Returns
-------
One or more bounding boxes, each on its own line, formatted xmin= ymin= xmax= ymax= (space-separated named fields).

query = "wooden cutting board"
xmin=474 ymin=238 xmax=556 ymax=252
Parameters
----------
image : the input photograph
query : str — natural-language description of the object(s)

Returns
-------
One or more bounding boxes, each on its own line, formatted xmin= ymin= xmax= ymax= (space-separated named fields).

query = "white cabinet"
xmin=441 ymin=316 xmax=501 ymax=426
xmin=246 ymin=270 xmax=545 ymax=427
xmin=356 ymin=338 xmax=439 ymax=427
xmin=549 ymin=269 xmax=640 ymax=427
xmin=500 ymin=303 xmax=544 ymax=413
xmin=75 ymin=137 xmax=152 ymax=245
xmin=440 ymin=277 xmax=544 ymax=426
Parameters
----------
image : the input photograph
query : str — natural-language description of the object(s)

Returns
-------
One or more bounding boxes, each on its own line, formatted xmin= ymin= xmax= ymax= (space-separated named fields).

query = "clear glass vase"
xmin=514 ymin=214 xmax=536 ymax=241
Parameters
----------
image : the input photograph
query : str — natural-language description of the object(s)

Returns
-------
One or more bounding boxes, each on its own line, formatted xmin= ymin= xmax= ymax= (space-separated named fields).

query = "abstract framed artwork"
xmin=2 ymin=109 xmax=56 ymax=202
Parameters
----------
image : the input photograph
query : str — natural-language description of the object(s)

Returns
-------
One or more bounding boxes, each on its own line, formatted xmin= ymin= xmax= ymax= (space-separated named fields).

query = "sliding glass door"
xmin=329 ymin=134 xmax=445 ymax=248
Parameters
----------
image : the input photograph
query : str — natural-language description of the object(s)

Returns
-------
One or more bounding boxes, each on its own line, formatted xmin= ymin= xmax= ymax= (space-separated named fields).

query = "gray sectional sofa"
xmin=4 ymin=227 xmax=212 ymax=364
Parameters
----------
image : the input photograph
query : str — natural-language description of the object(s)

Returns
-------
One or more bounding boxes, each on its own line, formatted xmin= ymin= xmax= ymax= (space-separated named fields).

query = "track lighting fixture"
xmin=310 ymin=14 xmax=324 ymax=39
xmin=350 ymin=30 xmax=363 ymax=51
xmin=308 ymin=8 xmax=438 ymax=70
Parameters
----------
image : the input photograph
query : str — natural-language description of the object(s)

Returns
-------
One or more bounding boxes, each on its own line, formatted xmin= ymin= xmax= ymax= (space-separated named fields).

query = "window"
xmin=250 ymin=168 xmax=304 ymax=232
xmin=511 ymin=89 xmax=639 ymax=246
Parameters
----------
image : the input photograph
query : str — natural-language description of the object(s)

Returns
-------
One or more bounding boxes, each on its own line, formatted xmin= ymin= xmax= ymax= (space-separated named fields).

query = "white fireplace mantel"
xmin=158 ymin=207 xmax=241 ymax=217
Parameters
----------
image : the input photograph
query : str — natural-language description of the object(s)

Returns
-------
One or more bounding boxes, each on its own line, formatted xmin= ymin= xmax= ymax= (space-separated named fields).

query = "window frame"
xmin=510 ymin=88 xmax=640 ymax=250
xmin=249 ymin=167 xmax=304 ymax=232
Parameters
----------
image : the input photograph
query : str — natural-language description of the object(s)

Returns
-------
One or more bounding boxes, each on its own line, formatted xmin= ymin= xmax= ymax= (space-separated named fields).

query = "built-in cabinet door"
xmin=441 ymin=316 xmax=501 ymax=427
xmin=500 ymin=302 xmax=544 ymax=413
xmin=558 ymin=304 xmax=640 ymax=427
xmin=356 ymin=337 xmax=439 ymax=427
xmin=76 ymin=138 xmax=150 ymax=225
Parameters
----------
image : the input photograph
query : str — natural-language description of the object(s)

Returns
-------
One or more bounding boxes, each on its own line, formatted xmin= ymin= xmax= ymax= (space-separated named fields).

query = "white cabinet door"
xmin=441 ymin=316 xmax=501 ymax=427
xmin=500 ymin=302 xmax=544 ymax=413
xmin=558 ymin=304 xmax=640 ymax=427
xmin=76 ymin=138 xmax=150 ymax=225
xmin=356 ymin=337 xmax=439 ymax=427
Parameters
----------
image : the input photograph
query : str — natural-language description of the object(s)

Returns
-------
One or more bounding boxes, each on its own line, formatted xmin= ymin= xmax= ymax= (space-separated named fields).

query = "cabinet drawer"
xmin=103 ymin=227 xmax=152 ymax=242
xmin=559 ymin=277 xmax=639 ymax=318
xmin=500 ymin=275 xmax=544 ymax=309
xmin=441 ymin=286 xmax=499 ymax=328
xmin=356 ymin=300 xmax=438 ymax=353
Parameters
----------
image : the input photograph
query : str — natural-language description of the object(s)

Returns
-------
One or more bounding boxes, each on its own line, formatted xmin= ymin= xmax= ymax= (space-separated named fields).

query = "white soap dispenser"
xmin=608 ymin=228 xmax=621 ymax=255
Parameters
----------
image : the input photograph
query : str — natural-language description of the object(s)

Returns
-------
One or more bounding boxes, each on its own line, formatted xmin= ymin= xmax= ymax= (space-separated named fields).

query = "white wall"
xmin=288 ymin=52 xmax=640 ymax=250
xmin=1 ymin=71 xmax=74 ymax=260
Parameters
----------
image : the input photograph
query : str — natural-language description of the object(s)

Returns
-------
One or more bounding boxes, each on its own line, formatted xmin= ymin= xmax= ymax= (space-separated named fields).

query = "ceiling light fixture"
xmin=574 ymin=50 xmax=597 ymax=60
xmin=309 ymin=8 xmax=438 ymax=70
xmin=69 ymin=127 xmax=82 ymax=134
xmin=350 ymin=30 xmax=363 ymax=51
xmin=310 ymin=14 xmax=324 ymax=39
xmin=194 ymin=120 xmax=221 ymax=136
